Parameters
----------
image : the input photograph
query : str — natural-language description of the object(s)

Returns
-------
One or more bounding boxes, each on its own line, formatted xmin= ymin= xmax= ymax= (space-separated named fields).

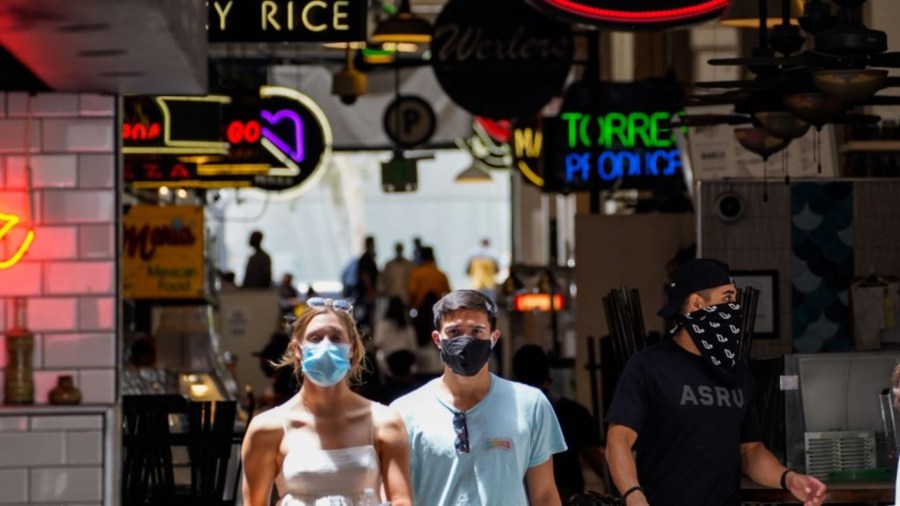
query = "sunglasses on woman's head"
xmin=306 ymin=297 xmax=354 ymax=313
xmin=453 ymin=411 xmax=469 ymax=454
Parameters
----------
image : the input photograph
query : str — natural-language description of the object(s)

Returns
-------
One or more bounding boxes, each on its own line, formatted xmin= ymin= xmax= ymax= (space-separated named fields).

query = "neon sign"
xmin=261 ymin=109 xmax=305 ymax=163
xmin=208 ymin=0 xmax=368 ymax=43
xmin=558 ymin=111 xmax=681 ymax=184
xmin=123 ymin=122 xmax=161 ymax=141
xmin=226 ymin=120 xmax=262 ymax=145
xmin=524 ymin=0 xmax=729 ymax=29
xmin=0 ymin=212 xmax=34 ymax=269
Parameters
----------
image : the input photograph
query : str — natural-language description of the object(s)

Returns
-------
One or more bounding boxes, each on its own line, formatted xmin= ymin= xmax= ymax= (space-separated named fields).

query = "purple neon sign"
xmin=261 ymin=109 xmax=305 ymax=163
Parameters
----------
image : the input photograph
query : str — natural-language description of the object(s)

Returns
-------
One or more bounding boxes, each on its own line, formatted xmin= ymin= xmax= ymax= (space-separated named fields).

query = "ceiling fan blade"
xmin=667 ymin=114 xmax=752 ymax=127
xmin=858 ymin=95 xmax=900 ymax=106
xmin=707 ymin=56 xmax=789 ymax=67
xmin=835 ymin=113 xmax=881 ymax=125
xmin=868 ymin=53 xmax=900 ymax=68
xmin=694 ymin=80 xmax=762 ymax=89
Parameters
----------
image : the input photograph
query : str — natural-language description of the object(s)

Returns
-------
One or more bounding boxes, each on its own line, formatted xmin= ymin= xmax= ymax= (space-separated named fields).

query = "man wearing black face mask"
xmin=390 ymin=290 xmax=567 ymax=506
xmin=605 ymin=259 xmax=827 ymax=506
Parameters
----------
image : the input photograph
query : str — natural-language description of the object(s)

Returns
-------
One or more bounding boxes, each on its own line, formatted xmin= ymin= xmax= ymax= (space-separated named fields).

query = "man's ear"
xmin=490 ymin=329 xmax=500 ymax=346
xmin=686 ymin=293 xmax=705 ymax=312
xmin=431 ymin=330 xmax=442 ymax=348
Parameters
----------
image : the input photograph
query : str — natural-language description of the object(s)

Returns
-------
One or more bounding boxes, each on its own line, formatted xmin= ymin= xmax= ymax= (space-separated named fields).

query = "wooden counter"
xmin=742 ymin=479 xmax=894 ymax=503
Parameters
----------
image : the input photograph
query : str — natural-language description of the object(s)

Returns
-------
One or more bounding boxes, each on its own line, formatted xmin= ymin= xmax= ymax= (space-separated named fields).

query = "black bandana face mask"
xmin=676 ymin=303 xmax=743 ymax=372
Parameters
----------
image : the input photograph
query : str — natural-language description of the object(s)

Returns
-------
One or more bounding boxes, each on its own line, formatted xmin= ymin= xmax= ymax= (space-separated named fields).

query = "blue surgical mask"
xmin=301 ymin=340 xmax=351 ymax=387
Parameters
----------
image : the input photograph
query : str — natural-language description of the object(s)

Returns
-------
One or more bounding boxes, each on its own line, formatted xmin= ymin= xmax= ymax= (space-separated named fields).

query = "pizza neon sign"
xmin=525 ymin=0 xmax=729 ymax=29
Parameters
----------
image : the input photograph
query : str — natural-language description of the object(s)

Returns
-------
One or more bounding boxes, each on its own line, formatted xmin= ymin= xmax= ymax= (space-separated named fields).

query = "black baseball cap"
xmin=657 ymin=258 xmax=734 ymax=319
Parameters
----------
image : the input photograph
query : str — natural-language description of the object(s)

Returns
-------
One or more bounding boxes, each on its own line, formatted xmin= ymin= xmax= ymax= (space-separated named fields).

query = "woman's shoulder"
xmin=245 ymin=404 xmax=289 ymax=441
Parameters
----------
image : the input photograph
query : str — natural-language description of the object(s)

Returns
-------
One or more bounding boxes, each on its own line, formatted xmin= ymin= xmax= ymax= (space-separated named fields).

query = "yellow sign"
xmin=123 ymin=205 xmax=205 ymax=299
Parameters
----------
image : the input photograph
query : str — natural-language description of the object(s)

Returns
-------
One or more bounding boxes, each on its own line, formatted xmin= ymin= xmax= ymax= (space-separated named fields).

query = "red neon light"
xmin=123 ymin=122 xmax=161 ymax=141
xmin=543 ymin=0 xmax=728 ymax=23
xmin=0 ymin=212 xmax=35 ymax=269
xmin=227 ymin=120 xmax=262 ymax=145
xmin=513 ymin=293 xmax=565 ymax=312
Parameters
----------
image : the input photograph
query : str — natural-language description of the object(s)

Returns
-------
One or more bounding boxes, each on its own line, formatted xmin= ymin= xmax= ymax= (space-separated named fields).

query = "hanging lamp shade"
xmin=754 ymin=111 xmax=811 ymax=139
xmin=719 ymin=0 xmax=803 ymax=28
xmin=734 ymin=127 xmax=789 ymax=159
xmin=813 ymin=69 xmax=888 ymax=103
xmin=371 ymin=0 xmax=432 ymax=44
xmin=784 ymin=93 xmax=847 ymax=127
xmin=454 ymin=161 xmax=493 ymax=183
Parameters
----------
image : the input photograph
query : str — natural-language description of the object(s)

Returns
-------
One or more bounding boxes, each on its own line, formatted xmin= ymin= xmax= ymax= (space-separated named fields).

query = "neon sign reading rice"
xmin=558 ymin=111 xmax=681 ymax=183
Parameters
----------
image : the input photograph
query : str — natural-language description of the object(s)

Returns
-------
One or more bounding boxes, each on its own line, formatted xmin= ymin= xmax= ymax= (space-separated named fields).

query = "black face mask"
xmin=440 ymin=335 xmax=493 ymax=376
xmin=677 ymin=303 xmax=743 ymax=374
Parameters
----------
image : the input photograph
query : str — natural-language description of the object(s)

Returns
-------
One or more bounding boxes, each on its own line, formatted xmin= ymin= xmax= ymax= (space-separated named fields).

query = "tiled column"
xmin=0 ymin=92 xmax=118 ymax=506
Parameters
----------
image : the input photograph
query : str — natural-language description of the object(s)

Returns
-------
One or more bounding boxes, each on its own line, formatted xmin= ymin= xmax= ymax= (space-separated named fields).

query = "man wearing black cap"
xmin=604 ymin=259 xmax=826 ymax=506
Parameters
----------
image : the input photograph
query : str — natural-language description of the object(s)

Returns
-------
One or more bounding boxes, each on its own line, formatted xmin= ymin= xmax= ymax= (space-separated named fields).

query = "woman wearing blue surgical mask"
xmin=241 ymin=298 xmax=413 ymax=506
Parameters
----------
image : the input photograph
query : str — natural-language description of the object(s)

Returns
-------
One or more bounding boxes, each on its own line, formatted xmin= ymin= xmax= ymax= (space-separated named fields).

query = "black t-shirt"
xmin=552 ymin=396 xmax=602 ymax=496
xmin=605 ymin=339 xmax=761 ymax=506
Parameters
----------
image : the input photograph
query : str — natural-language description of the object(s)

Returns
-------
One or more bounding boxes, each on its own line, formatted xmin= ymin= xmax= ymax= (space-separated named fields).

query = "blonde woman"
xmin=241 ymin=298 xmax=412 ymax=506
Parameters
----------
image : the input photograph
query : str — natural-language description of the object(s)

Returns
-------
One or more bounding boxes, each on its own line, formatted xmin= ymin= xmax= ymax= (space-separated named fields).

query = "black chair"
xmin=122 ymin=395 xmax=241 ymax=506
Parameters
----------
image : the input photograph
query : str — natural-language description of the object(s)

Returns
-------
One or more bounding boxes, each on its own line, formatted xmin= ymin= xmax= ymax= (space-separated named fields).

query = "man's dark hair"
xmin=420 ymin=246 xmax=435 ymax=263
xmin=433 ymin=289 xmax=497 ymax=331
xmin=512 ymin=344 xmax=550 ymax=388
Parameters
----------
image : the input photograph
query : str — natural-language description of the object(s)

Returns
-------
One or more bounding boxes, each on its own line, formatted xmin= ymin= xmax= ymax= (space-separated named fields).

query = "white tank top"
xmin=274 ymin=406 xmax=382 ymax=506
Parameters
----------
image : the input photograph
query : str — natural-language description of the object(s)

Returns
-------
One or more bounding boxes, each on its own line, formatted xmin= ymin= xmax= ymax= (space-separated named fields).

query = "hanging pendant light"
xmin=371 ymin=0 xmax=432 ymax=45
xmin=754 ymin=111 xmax=811 ymax=139
xmin=734 ymin=127 xmax=790 ymax=159
xmin=783 ymin=93 xmax=847 ymax=127
xmin=454 ymin=161 xmax=493 ymax=183
xmin=813 ymin=69 xmax=888 ymax=103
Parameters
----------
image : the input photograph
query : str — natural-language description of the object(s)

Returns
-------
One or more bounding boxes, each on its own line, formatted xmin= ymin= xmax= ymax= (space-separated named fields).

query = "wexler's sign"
xmin=542 ymin=78 xmax=687 ymax=193
xmin=208 ymin=0 xmax=367 ymax=43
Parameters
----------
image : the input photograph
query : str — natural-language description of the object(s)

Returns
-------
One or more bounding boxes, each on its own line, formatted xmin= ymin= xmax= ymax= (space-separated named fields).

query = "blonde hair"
xmin=274 ymin=306 xmax=366 ymax=385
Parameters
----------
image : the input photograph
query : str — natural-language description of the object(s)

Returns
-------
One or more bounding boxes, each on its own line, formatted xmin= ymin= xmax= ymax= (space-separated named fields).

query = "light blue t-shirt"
xmin=390 ymin=374 xmax=567 ymax=506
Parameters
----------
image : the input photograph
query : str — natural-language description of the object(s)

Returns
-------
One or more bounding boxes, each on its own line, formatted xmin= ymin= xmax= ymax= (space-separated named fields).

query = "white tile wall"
xmin=23 ymin=227 xmax=78 ymax=261
xmin=77 ymin=297 xmax=114 ymax=331
xmin=26 ymin=298 xmax=77 ymax=332
xmin=43 ymin=261 xmax=114 ymax=295
xmin=78 ymin=225 xmax=114 ymax=259
xmin=41 ymin=119 xmax=114 ymax=153
xmin=77 ymin=155 xmax=115 ymax=189
xmin=0 ymin=432 xmax=65 ymax=467
xmin=0 ymin=92 xmax=117 ymax=505
xmin=42 ymin=191 xmax=115 ymax=224
xmin=66 ymin=431 xmax=102 ymax=465
xmin=0 ymin=263 xmax=42 ymax=296
xmin=30 ymin=468 xmax=102 ymax=503
xmin=43 ymin=334 xmax=115 ymax=368
xmin=7 ymin=93 xmax=79 ymax=118
xmin=8 ymin=155 xmax=79 ymax=189
xmin=77 ymin=369 xmax=116 ymax=404
xmin=78 ymin=95 xmax=115 ymax=117
xmin=0 ymin=469 xmax=28 ymax=503
xmin=0 ymin=120 xmax=41 ymax=154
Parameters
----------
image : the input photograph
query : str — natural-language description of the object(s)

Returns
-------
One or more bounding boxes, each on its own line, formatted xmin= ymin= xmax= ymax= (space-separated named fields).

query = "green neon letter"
xmin=561 ymin=112 xmax=582 ymax=149
xmin=650 ymin=112 xmax=673 ymax=148
xmin=631 ymin=113 xmax=651 ymax=147
xmin=604 ymin=113 xmax=628 ymax=148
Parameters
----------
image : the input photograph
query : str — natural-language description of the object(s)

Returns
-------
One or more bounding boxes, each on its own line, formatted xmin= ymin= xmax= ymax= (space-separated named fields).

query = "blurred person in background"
xmin=243 ymin=230 xmax=272 ymax=288
xmin=513 ymin=344 xmax=607 ymax=504
xmin=466 ymin=238 xmax=499 ymax=300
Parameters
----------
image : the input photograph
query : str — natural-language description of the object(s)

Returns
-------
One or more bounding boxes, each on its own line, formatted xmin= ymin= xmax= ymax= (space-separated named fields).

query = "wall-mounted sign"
xmin=431 ymin=0 xmax=573 ymax=120
xmin=513 ymin=293 xmax=565 ymax=312
xmin=383 ymin=95 xmax=437 ymax=149
xmin=208 ymin=0 xmax=367 ymax=43
xmin=123 ymin=205 xmax=205 ymax=300
xmin=542 ymin=78 xmax=687 ymax=193
xmin=524 ymin=0 xmax=730 ymax=30
xmin=512 ymin=116 xmax=545 ymax=188
xmin=123 ymin=96 xmax=230 ymax=155
xmin=253 ymin=86 xmax=332 ymax=194
xmin=456 ymin=120 xmax=513 ymax=170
